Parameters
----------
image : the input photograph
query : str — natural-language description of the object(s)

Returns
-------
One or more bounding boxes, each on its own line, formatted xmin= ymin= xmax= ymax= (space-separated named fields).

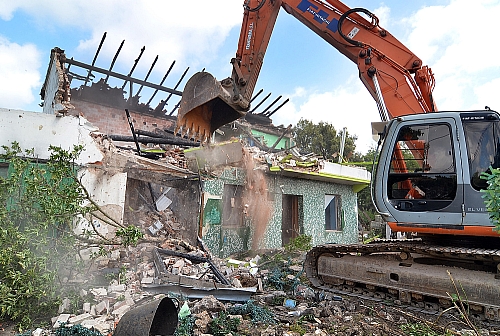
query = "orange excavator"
xmin=177 ymin=0 xmax=500 ymax=320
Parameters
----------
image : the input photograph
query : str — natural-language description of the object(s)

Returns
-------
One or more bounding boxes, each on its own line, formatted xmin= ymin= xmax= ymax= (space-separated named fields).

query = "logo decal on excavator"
xmin=297 ymin=0 xmax=338 ymax=33
xmin=246 ymin=22 xmax=254 ymax=50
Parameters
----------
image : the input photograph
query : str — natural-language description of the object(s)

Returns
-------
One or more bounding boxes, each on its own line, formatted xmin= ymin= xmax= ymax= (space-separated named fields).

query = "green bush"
xmin=0 ymin=143 xmax=142 ymax=330
xmin=208 ymin=311 xmax=240 ymax=336
xmin=284 ymin=234 xmax=312 ymax=252
xmin=480 ymin=167 xmax=500 ymax=231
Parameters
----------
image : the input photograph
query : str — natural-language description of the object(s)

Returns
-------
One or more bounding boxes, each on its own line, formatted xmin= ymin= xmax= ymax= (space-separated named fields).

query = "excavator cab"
xmin=373 ymin=110 xmax=500 ymax=237
xmin=175 ymin=72 xmax=247 ymax=142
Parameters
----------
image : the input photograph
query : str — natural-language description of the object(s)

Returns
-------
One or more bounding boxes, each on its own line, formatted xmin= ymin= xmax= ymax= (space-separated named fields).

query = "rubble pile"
xmin=2 ymin=244 xmax=498 ymax=336
xmin=244 ymin=145 xmax=321 ymax=172
xmin=138 ymin=208 xmax=179 ymax=238
xmin=160 ymin=146 xmax=189 ymax=169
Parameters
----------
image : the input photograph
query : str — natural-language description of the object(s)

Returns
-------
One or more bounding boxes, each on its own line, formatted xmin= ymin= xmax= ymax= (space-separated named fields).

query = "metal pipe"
xmin=250 ymin=88 xmax=264 ymax=103
xmin=166 ymin=67 xmax=190 ymax=115
xmin=249 ymin=92 xmax=271 ymax=113
xmin=136 ymin=55 xmax=158 ymax=96
xmin=270 ymin=124 xmax=292 ymax=150
xmin=135 ymin=129 xmax=175 ymax=139
xmin=147 ymin=60 xmax=176 ymax=105
xmin=109 ymin=134 xmax=200 ymax=147
xmin=266 ymin=98 xmax=289 ymax=117
xmin=261 ymin=95 xmax=282 ymax=115
xmin=169 ymin=101 xmax=181 ymax=116
xmin=125 ymin=109 xmax=142 ymax=154
xmin=339 ymin=127 xmax=347 ymax=163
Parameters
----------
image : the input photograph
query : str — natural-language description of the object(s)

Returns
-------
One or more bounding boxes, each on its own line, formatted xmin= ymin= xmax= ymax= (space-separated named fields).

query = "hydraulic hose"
xmin=338 ymin=8 xmax=379 ymax=47
xmin=244 ymin=0 xmax=267 ymax=12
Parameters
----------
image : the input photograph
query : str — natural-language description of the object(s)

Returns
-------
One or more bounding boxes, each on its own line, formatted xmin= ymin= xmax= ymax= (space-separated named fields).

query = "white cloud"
xmin=0 ymin=37 xmax=42 ymax=109
xmin=273 ymin=78 xmax=380 ymax=154
xmin=5 ymin=1 xmax=242 ymax=73
xmin=474 ymin=78 xmax=500 ymax=111
xmin=0 ymin=2 xmax=18 ymax=20
xmin=372 ymin=5 xmax=391 ymax=28
xmin=404 ymin=0 xmax=500 ymax=110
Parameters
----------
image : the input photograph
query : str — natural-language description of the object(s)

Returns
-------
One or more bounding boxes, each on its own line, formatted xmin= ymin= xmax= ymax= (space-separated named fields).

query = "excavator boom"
xmin=176 ymin=0 xmax=436 ymax=140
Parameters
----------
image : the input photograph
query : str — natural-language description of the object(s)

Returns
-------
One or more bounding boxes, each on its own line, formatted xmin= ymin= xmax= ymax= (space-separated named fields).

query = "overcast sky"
xmin=1 ymin=0 xmax=499 ymax=154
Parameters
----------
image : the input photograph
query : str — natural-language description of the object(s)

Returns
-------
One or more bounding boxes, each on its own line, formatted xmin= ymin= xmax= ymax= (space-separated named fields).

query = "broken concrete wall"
xmin=184 ymin=140 xmax=244 ymax=172
xmin=124 ymin=178 xmax=200 ymax=245
xmin=69 ymin=100 xmax=176 ymax=137
xmin=201 ymin=167 xmax=248 ymax=258
xmin=0 ymin=109 xmax=103 ymax=165
xmin=0 ymin=109 xmax=201 ymax=248
xmin=74 ymin=168 xmax=128 ymax=239
xmin=0 ymin=108 xmax=131 ymax=243
xmin=41 ymin=48 xmax=73 ymax=115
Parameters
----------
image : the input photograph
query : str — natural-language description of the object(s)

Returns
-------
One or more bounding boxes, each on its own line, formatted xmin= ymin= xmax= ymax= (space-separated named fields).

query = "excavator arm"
xmin=176 ymin=0 xmax=437 ymax=141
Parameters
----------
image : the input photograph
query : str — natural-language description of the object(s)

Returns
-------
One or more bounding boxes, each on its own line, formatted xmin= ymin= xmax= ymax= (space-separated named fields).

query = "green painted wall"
xmin=251 ymin=130 xmax=291 ymax=150
xmin=201 ymin=168 xmax=250 ymax=258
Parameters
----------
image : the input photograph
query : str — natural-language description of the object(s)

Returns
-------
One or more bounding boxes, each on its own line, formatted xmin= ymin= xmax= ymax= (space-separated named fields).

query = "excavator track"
xmin=304 ymin=241 xmax=500 ymax=322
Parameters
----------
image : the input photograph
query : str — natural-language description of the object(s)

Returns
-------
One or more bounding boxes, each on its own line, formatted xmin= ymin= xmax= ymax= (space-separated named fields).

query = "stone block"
xmin=95 ymin=300 xmax=109 ymax=314
xmin=80 ymin=302 xmax=91 ymax=314
xmin=53 ymin=313 xmax=71 ymax=328
xmin=69 ymin=312 xmax=92 ymax=324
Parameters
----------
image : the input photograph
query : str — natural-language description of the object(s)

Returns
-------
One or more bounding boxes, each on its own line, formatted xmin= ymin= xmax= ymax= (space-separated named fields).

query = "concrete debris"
xmin=52 ymin=314 xmax=70 ymax=328
xmin=28 ymin=224 xmax=497 ymax=336
xmin=68 ymin=313 xmax=92 ymax=325
xmin=191 ymin=295 xmax=226 ymax=314
xmin=14 ymin=243 xmax=500 ymax=336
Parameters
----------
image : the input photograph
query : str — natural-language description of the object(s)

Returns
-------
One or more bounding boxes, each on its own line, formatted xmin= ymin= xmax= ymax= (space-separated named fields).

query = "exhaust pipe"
xmin=175 ymin=72 xmax=247 ymax=142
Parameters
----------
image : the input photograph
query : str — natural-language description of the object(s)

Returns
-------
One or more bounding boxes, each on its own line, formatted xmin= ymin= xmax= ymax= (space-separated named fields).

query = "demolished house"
xmin=2 ymin=45 xmax=371 ymax=258
xmin=0 ymin=42 xmax=372 ymax=333
xmin=6 ymin=44 xmax=369 ymax=254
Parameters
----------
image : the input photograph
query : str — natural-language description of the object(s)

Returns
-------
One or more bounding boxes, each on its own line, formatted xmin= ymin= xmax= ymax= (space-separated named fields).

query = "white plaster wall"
xmin=0 ymin=108 xmax=127 ymax=233
xmin=320 ymin=161 xmax=371 ymax=181
xmin=75 ymin=169 xmax=128 ymax=238
xmin=0 ymin=109 xmax=103 ymax=165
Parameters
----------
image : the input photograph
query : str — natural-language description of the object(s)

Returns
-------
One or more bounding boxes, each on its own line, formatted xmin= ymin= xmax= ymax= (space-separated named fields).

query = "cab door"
xmin=377 ymin=117 xmax=464 ymax=227
xmin=460 ymin=113 xmax=500 ymax=227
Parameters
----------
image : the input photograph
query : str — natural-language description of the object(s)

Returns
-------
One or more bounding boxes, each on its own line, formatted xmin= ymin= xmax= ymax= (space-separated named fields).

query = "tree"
xmin=293 ymin=119 xmax=357 ymax=161
xmin=356 ymin=148 xmax=378 ymax=223
xmin=0 ymin=142 xmax=143 ymax=330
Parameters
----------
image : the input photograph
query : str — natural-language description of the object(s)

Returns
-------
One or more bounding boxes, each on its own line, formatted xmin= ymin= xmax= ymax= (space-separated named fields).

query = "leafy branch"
xmin=0 ymin=142 xmax=143 ymax=330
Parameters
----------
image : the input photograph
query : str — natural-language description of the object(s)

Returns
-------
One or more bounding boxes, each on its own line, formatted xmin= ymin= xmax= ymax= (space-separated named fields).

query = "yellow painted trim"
xmin=281 ymin=168 xmax=370 ymax=184
xmin=353 ymin=184 xmax=368 ymax=193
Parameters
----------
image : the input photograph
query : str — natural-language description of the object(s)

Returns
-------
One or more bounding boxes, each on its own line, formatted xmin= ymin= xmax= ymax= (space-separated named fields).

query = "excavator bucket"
xmin=176 ymin=72 xmax=246 ymax=142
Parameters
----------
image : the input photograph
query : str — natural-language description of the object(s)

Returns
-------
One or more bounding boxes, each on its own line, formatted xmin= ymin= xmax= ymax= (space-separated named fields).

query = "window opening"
xmin=463 ymin=119 xmax=500 ymax=190
xmin=387 ymin=123 xmax=457 ymax=211
xmin=325 ymin=194 xmax=342 ymax=230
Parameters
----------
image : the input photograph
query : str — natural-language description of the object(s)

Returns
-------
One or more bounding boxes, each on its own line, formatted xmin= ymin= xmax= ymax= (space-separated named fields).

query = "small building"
xmin=185 ymin=140 xmax=370 ymax=257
